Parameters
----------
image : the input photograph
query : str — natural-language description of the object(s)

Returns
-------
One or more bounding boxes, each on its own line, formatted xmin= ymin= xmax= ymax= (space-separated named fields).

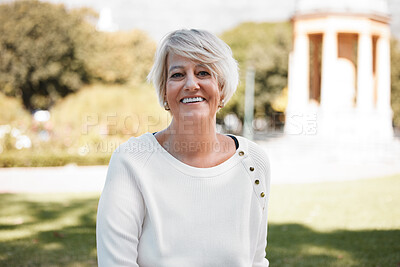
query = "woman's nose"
xmin=184 ymin=73 xmax=200 ymax=91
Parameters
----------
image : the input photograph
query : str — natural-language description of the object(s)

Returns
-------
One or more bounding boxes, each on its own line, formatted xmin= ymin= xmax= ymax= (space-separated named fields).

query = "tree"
xmin=0 ymin=1 xmax=95 ymax=110
xmin=219 ymin=22 xmax=292 ymax=122
xmin=83 ymin=30 xmax=156 ymax=85
xmin=391 ymin=38 xmax=400 ymax=130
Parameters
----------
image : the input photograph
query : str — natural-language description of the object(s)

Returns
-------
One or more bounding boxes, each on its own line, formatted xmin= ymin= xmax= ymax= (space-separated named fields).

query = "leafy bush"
xmin=0 ymin=83 xmax=169 ymax=167
xmin=0 ymin=92 xmax=31 ymax=127
xmin=49 ymin=83 xmax=170 ymax=155
xmin=0 ymin=150 xmax=111 ymax=167
xmin=219 ymin=22 xmax=292 ymax=121
xmin=0 ymin=92 xmax=33 ymax=153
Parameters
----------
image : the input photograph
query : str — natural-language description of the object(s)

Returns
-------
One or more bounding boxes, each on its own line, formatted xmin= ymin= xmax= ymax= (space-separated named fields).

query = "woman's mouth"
xmin=180 ymin=97 xmax=206 ymax=104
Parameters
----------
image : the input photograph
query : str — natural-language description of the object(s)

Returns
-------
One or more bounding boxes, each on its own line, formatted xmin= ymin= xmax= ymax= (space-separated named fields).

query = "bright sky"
xmin=39 ymin=0 xmax=400 ymax=41
xmin=41 ymin=0 xmax=296 ymax=41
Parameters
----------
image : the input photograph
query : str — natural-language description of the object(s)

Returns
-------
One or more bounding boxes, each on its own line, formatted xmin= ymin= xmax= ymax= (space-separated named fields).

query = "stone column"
xmin=320 ymin=28 xmax=337 ymax=111
xmin=285 ymin=25 xmax=309 ymax=135
xmin=357 ymin=32 xmax=374 ymax=110
xmin=376 ymin=33 xmax=393 ymax=139
xmin=287 ymin=30 xmax=309 ymax=111
xmin=376 ymin=34 xmax=391 ymax=113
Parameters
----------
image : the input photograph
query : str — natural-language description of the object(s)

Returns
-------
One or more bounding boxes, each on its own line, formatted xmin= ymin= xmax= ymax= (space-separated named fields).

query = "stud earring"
xmin=218 ymin=99 xmax=225 ymax=108
xmin=163 ymin=100 xmax=170 ymax=110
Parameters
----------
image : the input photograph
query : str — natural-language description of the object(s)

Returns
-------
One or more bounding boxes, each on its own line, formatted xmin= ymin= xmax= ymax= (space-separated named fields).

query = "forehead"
xmin=167 ymin=53 xmax=194 ymax=68
xmin=167 ymin=53 xmax=209 ymax=71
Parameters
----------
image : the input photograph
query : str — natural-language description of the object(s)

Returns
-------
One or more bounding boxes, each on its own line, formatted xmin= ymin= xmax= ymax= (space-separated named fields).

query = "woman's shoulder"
xmin=118 ymin=132 xmax=154 ymax=151
xmin=234 ymin=135 xmax=271 ymax=169
xmin=109 ymin=132 xmax=156 ymax=168
xmin=233 ymin=135 xmax=271 ymax=192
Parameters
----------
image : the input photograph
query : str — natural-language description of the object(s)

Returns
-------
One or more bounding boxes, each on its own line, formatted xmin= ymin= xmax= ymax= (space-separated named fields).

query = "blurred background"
xmin=0 ymin=0 xmax=399 ymax=266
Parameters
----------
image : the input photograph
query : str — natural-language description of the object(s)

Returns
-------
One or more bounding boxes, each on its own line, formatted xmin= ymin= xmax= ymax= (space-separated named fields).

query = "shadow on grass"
xmin=268 ymin=223 xmax=400 ymax=267
xmin=1 ymin=194 xmax=399 ymax=267
xmin=0 ymin=193 xmax=99 ymax=267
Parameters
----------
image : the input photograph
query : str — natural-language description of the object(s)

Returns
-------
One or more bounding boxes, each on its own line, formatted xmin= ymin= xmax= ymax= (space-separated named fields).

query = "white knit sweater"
xmin=96 ymin=132 xmax=271 ymax=267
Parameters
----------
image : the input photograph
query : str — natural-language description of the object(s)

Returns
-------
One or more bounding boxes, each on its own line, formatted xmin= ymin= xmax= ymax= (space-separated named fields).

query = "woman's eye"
xmin=198 ymin=71 xmax=210 ymax=77
xmin=171 ymin=73 xmax=183 ymax=78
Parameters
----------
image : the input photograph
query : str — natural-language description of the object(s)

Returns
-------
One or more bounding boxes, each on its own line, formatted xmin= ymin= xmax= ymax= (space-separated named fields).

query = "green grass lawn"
xmin=0 ymin=175 xmax=399 ymax=266
xmin=268 ymin=175 xmax=400 ymax=267
xmin=0 ymin=193 xmax=99 ymax=267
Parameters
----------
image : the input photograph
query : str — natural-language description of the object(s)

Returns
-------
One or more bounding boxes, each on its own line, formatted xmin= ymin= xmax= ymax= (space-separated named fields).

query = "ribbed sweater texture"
xmin=97 ymin=132 xmax=271 ymax=267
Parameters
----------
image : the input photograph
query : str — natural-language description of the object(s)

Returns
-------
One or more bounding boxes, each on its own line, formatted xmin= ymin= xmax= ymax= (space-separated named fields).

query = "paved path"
xmin=260 ymin=136 xmax=400 ymax=184
xmin=1 ymin=137 xmax=400 ymax=193
xmin=0 ymin=165 xmax=107 ymax=193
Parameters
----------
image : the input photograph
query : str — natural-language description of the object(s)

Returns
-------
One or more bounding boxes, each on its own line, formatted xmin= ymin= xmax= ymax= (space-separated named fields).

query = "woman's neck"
xmin=159 ymin=116 xmax=225 ymax=158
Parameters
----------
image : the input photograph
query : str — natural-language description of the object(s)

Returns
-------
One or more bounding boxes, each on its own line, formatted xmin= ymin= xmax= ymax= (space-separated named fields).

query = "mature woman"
xmin=97 ymin=29 xmax=271 ymax=266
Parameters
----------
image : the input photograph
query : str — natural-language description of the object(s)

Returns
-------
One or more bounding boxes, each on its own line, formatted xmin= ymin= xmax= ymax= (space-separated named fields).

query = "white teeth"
xmin=181 ymin=97 xmax=205 ymax=103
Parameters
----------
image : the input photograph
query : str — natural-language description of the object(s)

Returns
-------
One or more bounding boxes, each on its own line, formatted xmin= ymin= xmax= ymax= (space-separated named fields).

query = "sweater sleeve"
xmin=96 ymin=150 xmax=146 ymax=267
xmin=252 ymin=148 xmax=271 ymax=267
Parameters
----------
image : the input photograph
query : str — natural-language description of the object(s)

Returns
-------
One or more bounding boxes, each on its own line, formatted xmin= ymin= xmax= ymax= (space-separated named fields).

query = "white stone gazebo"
xmin=285 ymin=0 xmax=393 ymax=141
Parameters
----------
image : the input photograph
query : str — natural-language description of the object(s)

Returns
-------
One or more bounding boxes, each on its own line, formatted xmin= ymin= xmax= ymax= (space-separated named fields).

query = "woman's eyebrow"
xmin=196 ymin=63 xmax=208 ymax=68
xmin=168 ymin=65 xmax=183 ymax=72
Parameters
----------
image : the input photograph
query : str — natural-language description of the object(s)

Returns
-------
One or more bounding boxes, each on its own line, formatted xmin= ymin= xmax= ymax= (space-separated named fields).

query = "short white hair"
xmin=147 ymin=29 xmax=239 ymax=107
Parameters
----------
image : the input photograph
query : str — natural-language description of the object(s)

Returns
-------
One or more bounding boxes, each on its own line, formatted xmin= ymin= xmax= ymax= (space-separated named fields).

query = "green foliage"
xmin=0 ymin=92 xmax=31 ymax=127
xmin=0 ymin=1 xmax=156 ymax=111
xmin=0 ymin=0 xmax=95 ymax=110
xmin=391 ymin=38 xmax=400 ymax=129
xmin=0 ymin=150 xmax=110 ymax=167
xmin=84 ymin=30 xmax=156 ymax=84
xmin=0 ymin=83 xmax=169 ymax=167
xmin=0 ymin=92 xmax=32 ymax=154
xmin=49 ymin=83 xmax=169 ymax=156
xmin=219 ymin=22 xmax=292 ymax=121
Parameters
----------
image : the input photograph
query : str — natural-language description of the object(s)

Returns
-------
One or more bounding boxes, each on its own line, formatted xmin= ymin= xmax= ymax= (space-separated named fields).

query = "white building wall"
xmin=285 ymin=15 xmax=393 ymax=141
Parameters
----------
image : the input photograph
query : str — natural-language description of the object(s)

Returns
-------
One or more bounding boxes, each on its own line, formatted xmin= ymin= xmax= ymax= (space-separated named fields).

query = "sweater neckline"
xmin=145 ymin=132 xmax=246 ymax=177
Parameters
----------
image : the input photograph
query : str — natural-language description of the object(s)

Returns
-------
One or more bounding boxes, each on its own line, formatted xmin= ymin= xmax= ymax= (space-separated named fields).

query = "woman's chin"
xmin=176 ymin=109 xmax=215 ymax=122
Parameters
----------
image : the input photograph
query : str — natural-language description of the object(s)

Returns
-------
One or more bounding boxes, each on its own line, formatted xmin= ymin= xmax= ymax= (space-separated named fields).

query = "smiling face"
xmin=165 ymin=53 xmax=221 ymax=123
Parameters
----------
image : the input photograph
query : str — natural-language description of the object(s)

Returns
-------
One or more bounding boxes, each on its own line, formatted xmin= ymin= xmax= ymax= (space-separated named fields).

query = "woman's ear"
xmin=218 ymin=98 xmax=225 ymax=108
xmin=163 ymin=95 xmax=170 ymax=111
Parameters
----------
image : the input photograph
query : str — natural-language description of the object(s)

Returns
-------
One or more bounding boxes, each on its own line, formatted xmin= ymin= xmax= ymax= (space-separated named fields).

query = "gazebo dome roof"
xmin=295 ymin=0 xmax=389 ymax=17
